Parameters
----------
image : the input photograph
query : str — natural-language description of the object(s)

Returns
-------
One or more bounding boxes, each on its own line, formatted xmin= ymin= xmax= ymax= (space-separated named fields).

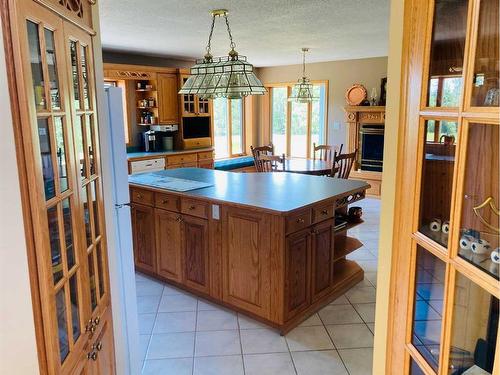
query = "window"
xmin=213 ymin=98 xmax=245 ymax=159
xmin=104 ymin=80 xmax=130 ymax=145
xmin=270 ymin=82 xmax=327 ymax=158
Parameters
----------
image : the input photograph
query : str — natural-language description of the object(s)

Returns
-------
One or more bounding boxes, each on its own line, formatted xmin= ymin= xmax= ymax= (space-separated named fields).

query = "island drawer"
xmin=312 ymin=202 xmax=334 ymax=224
xmin=130 ymin=188 xmax=154 ymax=206
xmin=167 ymin=153 xmax=197 ymax=166
xmin=181 ymin=198 xmax=209 ymax=219
xmin=198 ymin=151 xmax=214 ymax=160
xmin=155 ymin=192 xmax=180 ymax=211
xmin=286 ymin=209 xmax=312 ymax=234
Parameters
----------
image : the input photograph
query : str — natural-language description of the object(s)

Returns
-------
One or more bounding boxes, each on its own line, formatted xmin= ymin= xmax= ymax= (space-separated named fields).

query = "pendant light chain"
xmin=302 ymin=50 xmax=306 ymax=78
xmin=224 ymin=14 xmax=237 ymax=50
xmin=205 ymin=15 xmax=216 ymax=57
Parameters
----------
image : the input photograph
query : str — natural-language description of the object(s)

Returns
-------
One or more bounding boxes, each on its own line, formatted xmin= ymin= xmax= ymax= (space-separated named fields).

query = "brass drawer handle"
xmin=321 ymin=209 xmax=329 ymax=215
xmin=136 ymin=193 xmax=143 ymax=199
xmin=162 ymin=199 xmax=169 ymax=204
xmin=176 ymin=216 xmax=183 ymax=223
xmin=296 ymin=218 xmax=305 ymax=224
xmin=189 ymin=205 xmax=196 ymax=210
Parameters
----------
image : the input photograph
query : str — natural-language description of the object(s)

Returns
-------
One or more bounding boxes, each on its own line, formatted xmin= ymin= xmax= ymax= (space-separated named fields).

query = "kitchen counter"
xmin=127 ymin=147 xmax=214 ymax=161
xmin=129 ymin=168 xmax=369 ymax=333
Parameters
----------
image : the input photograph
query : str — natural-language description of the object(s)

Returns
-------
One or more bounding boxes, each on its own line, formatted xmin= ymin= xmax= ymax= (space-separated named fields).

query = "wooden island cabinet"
xmin=130 ymin=169 xmax=369 ymax=333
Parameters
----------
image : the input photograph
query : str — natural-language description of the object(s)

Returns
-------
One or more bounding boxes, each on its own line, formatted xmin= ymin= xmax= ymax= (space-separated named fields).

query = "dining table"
xmin=283 ymin=157 xmax=335 ymax=176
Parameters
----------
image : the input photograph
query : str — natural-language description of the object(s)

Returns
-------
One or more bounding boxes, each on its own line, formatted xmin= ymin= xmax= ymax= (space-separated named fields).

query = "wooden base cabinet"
xmin=183 ymin=215 xmax=210 ymax=294
xmin=131 ymin=204 xmax=156 ymax=273
xmin=155 ymin=209 xmax=183 ymax=283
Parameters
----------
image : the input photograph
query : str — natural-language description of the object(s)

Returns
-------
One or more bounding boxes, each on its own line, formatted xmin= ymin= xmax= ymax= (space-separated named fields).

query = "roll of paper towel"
xmin=430 ymin=219 xmax=442 ymax=232
xmin=471 ymin=239 xmax=491 ymax=255
xmin=491 ymin=248 xmax=500 ymax=264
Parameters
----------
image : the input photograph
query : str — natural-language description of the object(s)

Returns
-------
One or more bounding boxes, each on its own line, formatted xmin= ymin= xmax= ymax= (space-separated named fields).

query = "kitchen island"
xmin=129 ymin=168 xmax=370 ymax=333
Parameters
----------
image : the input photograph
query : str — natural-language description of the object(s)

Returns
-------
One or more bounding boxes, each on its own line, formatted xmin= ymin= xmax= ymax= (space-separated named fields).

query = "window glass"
xmin=310 ymin=85 xmax=326 ymax=158
xmin=290 ymin=101 xmax=308 ymax=158
xmin=27 ymin=21 xmax=46 ymax=111
xmin=231 ymin=99 xmax=243 ymax=155
xmin=37 ymin=118 xmax=56 ymax=200
xmin=44 ymin=28 xmax=61 ymax=110
xmin=56 ymin=287 xmax=69 ymax=362
xmin=48 ymin=205 xmax=63 ymax=284
xmin=213 ymin=98 xmax=229 ymax=158
xmin=271 ymin=87 xmax=287 ymax=156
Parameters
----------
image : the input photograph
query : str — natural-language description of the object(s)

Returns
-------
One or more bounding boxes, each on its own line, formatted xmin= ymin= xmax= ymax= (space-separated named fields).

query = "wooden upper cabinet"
xmin=131 ymin=204 xmax=156 ymax=273
xmin=284 ymin=228 xmax=311 ymax=321
xmin=157 ymin=73 xmax=179 ymax=124
xmin=155 ymin=209 xmax=183 ymax=283
xmin=222 ymin=208 xmax=271 ymax=319
xmin=179 ymin=74 xmax=211 ymax=117
xmin=311 ymin=219 xmax=335 ymax=302
xmin=183 ymin=214 xmax=210 ymax=294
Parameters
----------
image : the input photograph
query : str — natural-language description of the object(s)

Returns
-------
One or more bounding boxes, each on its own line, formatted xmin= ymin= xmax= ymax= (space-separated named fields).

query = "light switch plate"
xmin=212 ymin=204 xmax=220 ymax=220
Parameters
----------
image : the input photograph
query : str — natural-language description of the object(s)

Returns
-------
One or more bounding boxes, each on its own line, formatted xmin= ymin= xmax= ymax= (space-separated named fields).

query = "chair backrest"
xmin=331 ymin=149 xmax=357 ymax=179
xmin=259 ymin=154 xmax=285 ymax=172
xmin=313 ymin=143 xmax=343 ymax=162
xmin=251 ymin=144 xmax=275 ymax=172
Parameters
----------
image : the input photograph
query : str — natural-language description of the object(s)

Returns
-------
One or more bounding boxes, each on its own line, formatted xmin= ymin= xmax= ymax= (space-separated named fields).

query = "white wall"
xmin=0 ymin=17 xmax=40 ymax=375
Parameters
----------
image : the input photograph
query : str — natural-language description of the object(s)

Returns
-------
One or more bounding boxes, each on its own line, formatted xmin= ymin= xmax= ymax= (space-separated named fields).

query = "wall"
xmin=255 ymin=56 xmax=387 ymax=146
xmin=0 ymin=15 xmax=40 ymax=375
xmin=102 ymin=50 xmax=193 ymax=68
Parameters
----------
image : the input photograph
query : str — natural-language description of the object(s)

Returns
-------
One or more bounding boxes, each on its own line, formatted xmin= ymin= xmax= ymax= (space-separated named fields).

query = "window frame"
xmin=213 ymin=97 xmax=246 ymax=159
xmin=267 ymin=80 xmax=329 ymax=158
xmin=103 ymin=79 xmax=131 ymax=146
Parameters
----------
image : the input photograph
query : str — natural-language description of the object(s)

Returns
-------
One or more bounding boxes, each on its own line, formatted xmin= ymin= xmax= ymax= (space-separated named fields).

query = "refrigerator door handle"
xmin=115 ymin=203 xmax=131 ymax=209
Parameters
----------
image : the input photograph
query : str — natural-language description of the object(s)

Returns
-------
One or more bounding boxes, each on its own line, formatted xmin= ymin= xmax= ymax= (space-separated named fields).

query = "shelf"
xmin=458 ymin=248 xmax=499 ymax=280
xmin=334 ymin=235 xmax=363 ymax=262
xmin=137 ymin=106 xmax=157 ymax=109
xmin=137 ymin=123 xmax=155 ymax=126
xmin=334 ymin=219 xmax=364 ymax=233
xmin=332 ymin=259 xmax=363 ymax=286
xmin=136 ymin=89 xmax=156 ymax=92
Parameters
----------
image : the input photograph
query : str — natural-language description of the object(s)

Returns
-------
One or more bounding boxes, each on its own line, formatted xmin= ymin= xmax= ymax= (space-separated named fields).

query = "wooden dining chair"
xmin=259 ymin=154 xmax=286 ymax=172
xmin=251 ymin=144 xmax=275 ymax=172
xmin=313 ymin=143 xmax=343 ymax=162
xmin=330 ymin=149 xmax=357 ymax=179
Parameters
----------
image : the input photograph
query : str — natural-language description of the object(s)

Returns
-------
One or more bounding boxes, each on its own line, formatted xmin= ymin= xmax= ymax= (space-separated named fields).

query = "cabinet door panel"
xmin=131 ymin=204 xmax=156 ymax=273
xmin=183 ymin=215 xmax=210 ymax=294
xmin=158 ymin=73 xmax=179 ymax=124
xmin=222 ymin=208 xmax=271 ymax=318
xmin=285 ymin=229 xmax=311 ymax=320
xmin=311 ymin=219 xmax=334 ymax=301
xmin=156 ymin=209 xmax=183 ymax=282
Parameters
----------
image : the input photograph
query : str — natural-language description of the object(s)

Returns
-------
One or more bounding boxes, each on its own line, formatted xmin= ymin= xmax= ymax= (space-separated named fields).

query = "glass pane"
xmin=471 ymin=0 xmax=499 ymax=107
xmin=85 ymin=115 xmax=95 ymax=176
xmin=56 ymin=287 xmax=69 ymax=362
xmin=418 ymin=120 xmax=458 ymax=247
xmin=448 ymin=272 xmax=498 ymax=374
xmin=80 ymin=45 xmax=90 ymax=110
xmin=27 ymin=21 xmax=46 ymax=111
xmin=410 ymin=359 xmax=426 ymax=375
xmin=271 ymin=87 xmax=287 ymax=155
xmin=74 ymin=116 xmax=85 ymax=179
xmin=82 ymin=185 xmax=92 ymax=247
xmin=90 ymin=180 xmax=99 ymax=239
xmin=96 ymin=242 xmax=105 ymax=298
xmin=37 ymin=118 xmax=56 ymax=200
xmin=54 ymin=117 xmax=68 ymax=192
xmin=70 ymin=41 xmax=80 ymax=110
xmin=213 ymin=98 xmax=229 ymax=158
xmin=88 ymin=252 xmax=97 ymax=311
xmin=48 ymin=205 xmax=63 ymax=284
xmin=458 ymin=124 xmax=499 ymax=279
xmin=62 ymin=198 xmax=75 ymax=270
xmin=310 ymin=85 xmax=326 ymax=158
xmin=426 ymin=0 xmax=469 ymax=107
xmin=69 ymin=274 xmax=81 ymax=342
xmin=412 ymin=246 xmax=446 ymax=371
xmin=231 ymin=99 xmax=243 ymax=155
xmin=44 ymin=28 xmax=60 ymax=110
xmin=290 ymin=101 xmax=308 ymax=158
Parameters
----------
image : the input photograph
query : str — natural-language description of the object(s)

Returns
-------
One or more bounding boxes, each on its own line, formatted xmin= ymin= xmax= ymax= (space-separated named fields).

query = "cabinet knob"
xmin=137 ymin=193 xmax=143 ymax=199
xmin=162 ymin=199 xmax=169 ymax=204
xmin=189 ymin=205 xmax=196 ymax=210
xmin=297 ymin=218 xmax=305 ymax=224
xmin=321 ymin=210 xmax=329 ymax=215
xmin=176 ymin=216 xmax=183 ymax=222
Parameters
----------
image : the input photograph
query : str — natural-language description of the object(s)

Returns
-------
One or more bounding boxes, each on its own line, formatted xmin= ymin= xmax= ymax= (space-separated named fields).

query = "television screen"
xmin=183 ymin=117 xmax=211 ymax=139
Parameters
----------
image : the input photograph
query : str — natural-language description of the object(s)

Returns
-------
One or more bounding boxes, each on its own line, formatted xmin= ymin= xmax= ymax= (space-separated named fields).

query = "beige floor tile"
xmin=367 ymin=323 xmax=375 ymax=334
xmin=286 ymin=325 xmax=334 ymax=351
xmin=153 ymin=311 xmax=196 ymax=333
xmin=244 ymin=353 xmax=296 ymax=375
xmin=345 ymin=286 xmax=377 ymax=304
xmin=138 ymin=313 xmax=156 ymax=334
xmin=238 ymin=314 xmax=267 ymax=329
xmin=339 ymin=348 xmax=374 ymax=375
xmin=147 ymin=332 xmax=195 ymax=359
xmin=137 ymin=295 xmax=161 ymax=314
xmin=142 ymin=358 xmax=192 ymax=375
xmin=240 ymin=328 xmax=288 ymax=354
xmin=196 ymin=309 xmax=238 ymax=331
xmin=197 ymin=298 xmax=222 ymax=311
xmin=329 ymin=294 xmax=350 ymax=305
xmin=136 ymin=280 xmax=164 ymax=296
xmin=195 ymin=330 xmax=241 ymax=357
xmin=298 ymin=313 xmax=323 ymax=327
xmin=326 ymin=323 xmax=374 ymax=349
xmin=353 ymin=303 xmax=376 ymax=323
xmin=365 ymin=272 xmax=378 ymax=287
xmin=291 ymin=350 xmax=348 ymax=375
xmin=356 ymin=260 xmax=378 ymax=273
xmin=319 ymin=304 xmax=363 ymax=325
xmin=193 ymin=355 xmax=244 ymax=375
xmin=162 ymin=283 xmax=184 ymax=296
xmin=158 ymin=293 xmax=197 ymax=312
xmin=347 ymin=249 xmax=377 ymax=261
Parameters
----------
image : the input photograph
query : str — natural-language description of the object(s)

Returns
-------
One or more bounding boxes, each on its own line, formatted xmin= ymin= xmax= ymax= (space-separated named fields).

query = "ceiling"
xmin=98 ymin=0 xmax=390 ymax=67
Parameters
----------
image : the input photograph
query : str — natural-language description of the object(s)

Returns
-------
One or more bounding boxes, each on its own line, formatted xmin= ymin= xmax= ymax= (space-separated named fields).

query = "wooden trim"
xmin=103 ymin=62 xmax=178 ymax=74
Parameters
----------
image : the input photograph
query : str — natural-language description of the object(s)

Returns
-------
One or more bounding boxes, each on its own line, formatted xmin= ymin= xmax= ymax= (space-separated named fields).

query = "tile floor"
xmin=137 ymin=198 xmax=380 ymax=375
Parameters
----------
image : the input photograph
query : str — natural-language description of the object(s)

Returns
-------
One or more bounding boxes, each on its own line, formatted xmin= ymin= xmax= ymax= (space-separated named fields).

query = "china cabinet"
xmin=389 ymin=0 xmax=499 ymax=374
xmin=3 ymin=0 xmax=115 ymax=373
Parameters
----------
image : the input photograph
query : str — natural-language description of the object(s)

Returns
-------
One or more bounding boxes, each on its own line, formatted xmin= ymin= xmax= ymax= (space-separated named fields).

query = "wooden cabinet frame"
xmin=386 ymin=0 xmax=499 ymax=374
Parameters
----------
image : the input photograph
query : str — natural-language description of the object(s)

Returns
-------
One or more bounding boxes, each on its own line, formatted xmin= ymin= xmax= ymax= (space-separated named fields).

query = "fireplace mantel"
xmin=343 ymin=106 xmax=386 ymax=197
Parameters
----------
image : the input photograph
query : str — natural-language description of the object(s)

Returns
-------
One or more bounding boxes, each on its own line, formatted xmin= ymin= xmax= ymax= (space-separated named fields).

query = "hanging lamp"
xmin=288 ymin=48 xmax=318 ymax=103
xmin=179 ymin=9 xmax=266 ymax=99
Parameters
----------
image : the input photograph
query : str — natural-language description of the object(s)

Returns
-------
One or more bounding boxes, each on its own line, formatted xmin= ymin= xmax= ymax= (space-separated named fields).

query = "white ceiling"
xmin=98 ymin=0 xmax=390 ymax=67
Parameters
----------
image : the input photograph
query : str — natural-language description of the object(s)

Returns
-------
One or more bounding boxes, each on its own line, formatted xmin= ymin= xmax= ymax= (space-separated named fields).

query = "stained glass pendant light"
xmin=288 ymin=48 xmax=318 ymax=103
xmin=179 ymin=9 xmax=266 ymax=99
